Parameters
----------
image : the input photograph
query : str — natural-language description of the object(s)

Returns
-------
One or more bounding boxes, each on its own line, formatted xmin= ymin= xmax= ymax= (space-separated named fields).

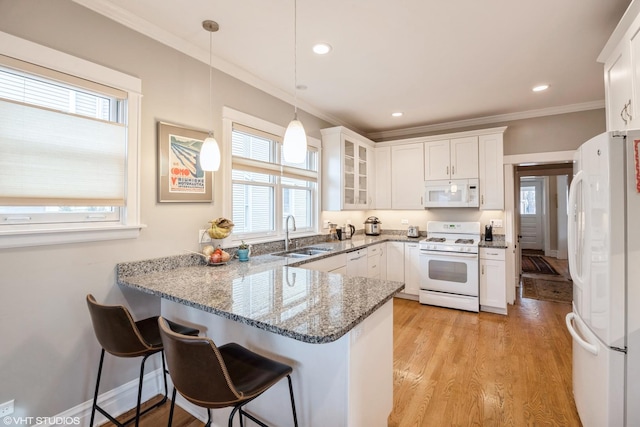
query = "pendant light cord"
xmin=209 ymin=29 xmax=214 ymax=136
xmin=293 ymin=0 xmax=298 ymax=119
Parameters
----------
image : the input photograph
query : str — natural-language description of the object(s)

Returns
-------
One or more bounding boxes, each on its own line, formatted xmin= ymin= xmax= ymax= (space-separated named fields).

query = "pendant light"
xmin=282 ymin=0 xmax=308 ymax=164
xmin=200 ymin=20 xmax=221 ymax=172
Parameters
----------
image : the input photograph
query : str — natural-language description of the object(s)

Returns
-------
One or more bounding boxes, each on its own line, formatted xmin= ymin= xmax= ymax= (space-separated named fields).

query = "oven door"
xmin=419 ymin=250 xmax=479 ymax=296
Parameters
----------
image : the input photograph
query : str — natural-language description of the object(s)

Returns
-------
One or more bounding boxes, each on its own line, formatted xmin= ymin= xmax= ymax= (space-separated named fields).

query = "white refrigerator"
xmin=566 ymin=130 xmax=640 ymax=426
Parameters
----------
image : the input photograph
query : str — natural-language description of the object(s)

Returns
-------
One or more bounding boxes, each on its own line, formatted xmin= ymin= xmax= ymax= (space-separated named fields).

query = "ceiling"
xmin=73 ymin=0 xmax=631 ymax=139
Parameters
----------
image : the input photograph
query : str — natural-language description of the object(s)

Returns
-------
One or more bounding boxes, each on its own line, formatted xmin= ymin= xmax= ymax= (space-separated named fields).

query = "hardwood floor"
xmin=389 ymin=297 xmax=580 ymax=426
xmin=102 ymin=295 xmax=581 ymax=427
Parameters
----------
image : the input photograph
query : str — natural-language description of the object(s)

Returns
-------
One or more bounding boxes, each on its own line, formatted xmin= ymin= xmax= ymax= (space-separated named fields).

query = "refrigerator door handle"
xmin=568 ymin=170 xmax=587 ymax=289
xmin=566 ymin=312 xmax=598 ymax=355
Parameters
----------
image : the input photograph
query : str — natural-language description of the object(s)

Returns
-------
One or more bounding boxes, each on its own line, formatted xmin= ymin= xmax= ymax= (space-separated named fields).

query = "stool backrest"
xmin=86 ymin=294 xmax=152 ymax=357
xmin=158 ymin=316 xmax=243 ymax=408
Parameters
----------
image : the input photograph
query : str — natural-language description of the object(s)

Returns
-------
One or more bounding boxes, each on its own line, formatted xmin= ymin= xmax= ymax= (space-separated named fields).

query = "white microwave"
xmin=424 ymin=179 xmax=479 ymax=208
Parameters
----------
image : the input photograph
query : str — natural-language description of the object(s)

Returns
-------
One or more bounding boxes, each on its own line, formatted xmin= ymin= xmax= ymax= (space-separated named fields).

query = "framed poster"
xmin=158 ymin=122 xmax=213 ymax=202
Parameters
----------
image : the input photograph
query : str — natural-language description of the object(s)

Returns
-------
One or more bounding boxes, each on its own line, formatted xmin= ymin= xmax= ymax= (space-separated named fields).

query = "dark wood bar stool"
xmin=86 ymin=294 xmax=199 ymax=427
xmin=157 ymin=316 xmax=299 ymax=427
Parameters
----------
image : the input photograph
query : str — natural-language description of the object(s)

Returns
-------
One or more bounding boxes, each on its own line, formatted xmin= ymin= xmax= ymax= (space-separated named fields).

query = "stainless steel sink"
xmin=273 ymin=247 xmax=334 ymax=258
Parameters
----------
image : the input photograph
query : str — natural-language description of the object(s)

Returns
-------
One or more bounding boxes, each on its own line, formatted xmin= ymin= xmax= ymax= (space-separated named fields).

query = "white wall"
xmin=0 ymin=0 xmax=332 ymax=419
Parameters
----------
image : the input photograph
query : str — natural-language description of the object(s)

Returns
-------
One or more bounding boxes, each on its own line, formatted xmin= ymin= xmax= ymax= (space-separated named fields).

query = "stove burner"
xmin=455 ymin=239 xmax=475 ymax=244
xmin=425 ymin=237 xmax=446 ymax=242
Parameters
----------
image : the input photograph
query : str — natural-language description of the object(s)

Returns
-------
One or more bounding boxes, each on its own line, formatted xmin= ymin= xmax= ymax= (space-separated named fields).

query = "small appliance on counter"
xmin=484 ymin=224 xmax=493 ymax=241
xmin=340 ymin=224 xmax=355 ymax=240
xmin=364 ymin=216 xmax=381 ymax=236
xmin=407 ymin=225 xmax=420 ymax=238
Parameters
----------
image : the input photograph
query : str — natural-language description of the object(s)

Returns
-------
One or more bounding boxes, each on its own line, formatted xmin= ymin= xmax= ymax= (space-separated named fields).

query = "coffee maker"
xmin=484 ymin=224 xmax=493 ymax=241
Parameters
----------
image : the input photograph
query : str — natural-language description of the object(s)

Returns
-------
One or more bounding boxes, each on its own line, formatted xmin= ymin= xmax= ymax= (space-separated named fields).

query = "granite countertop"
xmin=117 ymin=234 xmax=409 ymax=344
xmin=478 ymin=234 xmax=508 ymax=249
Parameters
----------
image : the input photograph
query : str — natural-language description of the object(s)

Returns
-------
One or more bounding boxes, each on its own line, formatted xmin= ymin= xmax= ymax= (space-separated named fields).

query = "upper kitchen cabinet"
xmin=478 ymin=133 xmax=505 ymax=210
xmin=391 ymin=143 xmax=425 ymax=209
xmin=424 ymin=137 xmax=478 ymax=181
xmin=374 ymin=146 xmax=392 ymax=209
xmin=322 ymin=126 xmax=375 ymax=210
xmin=599 ymin=2 xmax=640 ymax=131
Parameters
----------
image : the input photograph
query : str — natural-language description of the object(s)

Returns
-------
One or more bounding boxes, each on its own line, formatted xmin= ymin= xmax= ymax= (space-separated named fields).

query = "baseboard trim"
xmin=545 ymin=249 xmax=558 ymax=258
xmin=44 ymin=368 xmax=213 ymax=427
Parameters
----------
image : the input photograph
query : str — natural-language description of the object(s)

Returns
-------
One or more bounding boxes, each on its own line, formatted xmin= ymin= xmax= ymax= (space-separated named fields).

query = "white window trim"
xmin=0 ymin=32 xmax=144 ymax=249
xmin=222 ymin=106 xmax=321 ymax=246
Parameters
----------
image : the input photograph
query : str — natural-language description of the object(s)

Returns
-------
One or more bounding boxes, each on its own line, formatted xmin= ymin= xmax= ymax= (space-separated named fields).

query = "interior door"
xmin=520 ymin=178 xmax=544 ymax=250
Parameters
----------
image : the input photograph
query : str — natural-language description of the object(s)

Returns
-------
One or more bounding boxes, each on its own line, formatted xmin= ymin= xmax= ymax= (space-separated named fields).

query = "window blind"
xmin=0 ymin=99 xmax=126 ymax=206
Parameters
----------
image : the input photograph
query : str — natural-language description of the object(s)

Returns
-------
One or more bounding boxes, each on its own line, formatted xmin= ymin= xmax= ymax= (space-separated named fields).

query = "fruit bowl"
xmin=206 ymin=260 xmax=228 ymax=267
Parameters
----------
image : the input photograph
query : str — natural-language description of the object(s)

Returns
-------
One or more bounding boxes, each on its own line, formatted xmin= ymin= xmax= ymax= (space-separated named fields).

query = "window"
xmin=520 ymin=185 xmax=536 ymax=215
xmin=224 ymin=108 xmax=319 ymax=243
xmin=0 ymin=33 xmax=142 ymax=248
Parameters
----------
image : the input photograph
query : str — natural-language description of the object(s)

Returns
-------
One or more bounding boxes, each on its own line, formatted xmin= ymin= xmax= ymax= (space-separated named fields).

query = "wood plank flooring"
xmin=389 ymin=297 xmax=580 ymax=426
xmin=101 ymin=295 xmax=580 ymax=427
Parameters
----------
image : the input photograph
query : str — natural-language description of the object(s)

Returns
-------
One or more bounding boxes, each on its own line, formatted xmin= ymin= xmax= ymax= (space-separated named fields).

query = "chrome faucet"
xmin=285 ymin=215 xmax=297 ymax=251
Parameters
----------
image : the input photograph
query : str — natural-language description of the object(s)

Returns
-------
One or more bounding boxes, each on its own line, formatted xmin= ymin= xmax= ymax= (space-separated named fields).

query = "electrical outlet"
xmin=401 ymin=219 xmax=409 ymax=225
xmin=322 ymin=220 xmax=331 ymax=229
xmin=199 ymin=229 xmax=212 ymax=243
xmin=0 ymin=400 xmax=14 ymax=417
xmin=490 ymin=219 xmax=503 ymax=228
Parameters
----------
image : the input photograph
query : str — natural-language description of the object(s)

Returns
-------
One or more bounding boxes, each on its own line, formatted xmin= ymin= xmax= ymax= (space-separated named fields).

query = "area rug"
xmin=522 ymin=277 xmax=572 ymax=304
xmin=521 ymin=255 xmax=558 ymax=275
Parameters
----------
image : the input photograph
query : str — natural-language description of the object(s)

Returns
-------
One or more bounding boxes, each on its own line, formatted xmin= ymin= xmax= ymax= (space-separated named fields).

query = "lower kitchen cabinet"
xmin=404 ymin=242 xmax=421 ymax=296
xmin=386 ymin=242 xmax=405 ymax=283
xmin=346 ymin=248 xmax=369 ymax=277
xmin=368 ymin=243 xmax=383 ymax=279
xmin=302 ymin=253 xmax=347 ymax=273
xmin=479 ymin=247 xmax=507 ymax=315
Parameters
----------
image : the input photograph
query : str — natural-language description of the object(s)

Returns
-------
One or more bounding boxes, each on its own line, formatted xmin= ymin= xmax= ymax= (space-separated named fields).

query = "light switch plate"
xmin=490 ymin=219 xmax=503 ymax=228
xmin=401 ymin=219 xmax=409 ymax=225
xmin=199 ymin=229 xmax=212 ymax=243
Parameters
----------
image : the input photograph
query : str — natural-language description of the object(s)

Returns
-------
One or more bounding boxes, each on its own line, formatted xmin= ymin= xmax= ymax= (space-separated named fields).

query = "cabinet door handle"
xmin=482 ymin=265 xmax=485 ymax=275
xmin=452 ymin=165 xmax=455 ymax=175
xmin=481 ymin=195 xmax=484 ymax=205
xmin=621 ymin=106 xmax=628 ymax=125
xmin=626 ymin=100 xmax=633 ymax=121
xmin=446 ymin=166 xmax=449 ymax=176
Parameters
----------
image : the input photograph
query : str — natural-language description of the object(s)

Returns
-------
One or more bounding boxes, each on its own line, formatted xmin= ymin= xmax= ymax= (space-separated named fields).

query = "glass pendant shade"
xmin=200 ymin=134 xmax=221 ymax=171
xmin=283 ymin=118 xmax=307 ymax=163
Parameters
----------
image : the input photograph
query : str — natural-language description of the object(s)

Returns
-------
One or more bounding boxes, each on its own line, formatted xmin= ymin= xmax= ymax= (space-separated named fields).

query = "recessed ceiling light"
xmin=391 ymin=112 xmax=403 ymax=117
xmin=312 ymin=43 xmax=332 ymax=55
xmin=532 ymin=84 xmax=549 ymax=92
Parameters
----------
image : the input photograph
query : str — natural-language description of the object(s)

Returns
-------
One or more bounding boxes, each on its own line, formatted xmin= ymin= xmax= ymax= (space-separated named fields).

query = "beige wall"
xmin=0 ymin=0 xmax=332 ymax=419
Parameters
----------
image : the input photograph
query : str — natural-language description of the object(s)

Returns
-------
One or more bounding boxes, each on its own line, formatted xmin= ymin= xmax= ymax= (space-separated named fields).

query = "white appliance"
xmin=418 ymin=221 xmax=480 ymax=312
xmin=346 ymin=248 xmax=368 ymax=277
xmin=565 ymin=130 xmax=640 ymax=426
xmin=423 ymin=179 xmax=479 ymax=208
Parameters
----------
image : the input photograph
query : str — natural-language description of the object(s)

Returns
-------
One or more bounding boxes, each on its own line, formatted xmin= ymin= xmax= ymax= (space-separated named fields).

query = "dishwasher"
xmin=346 ymin=248 xmax=368 ymax=277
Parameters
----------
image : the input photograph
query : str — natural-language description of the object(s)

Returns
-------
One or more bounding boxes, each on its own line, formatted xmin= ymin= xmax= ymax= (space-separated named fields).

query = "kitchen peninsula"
xmin=117 ymin=242 xmax=404 ymax=426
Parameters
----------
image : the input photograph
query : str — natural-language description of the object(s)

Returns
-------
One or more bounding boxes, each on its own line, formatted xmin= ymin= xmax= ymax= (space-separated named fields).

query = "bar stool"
xmin=86 ymin=294 xmax=199 ymax=427
xmin=157 ymin=316 xmax=299 ymax=427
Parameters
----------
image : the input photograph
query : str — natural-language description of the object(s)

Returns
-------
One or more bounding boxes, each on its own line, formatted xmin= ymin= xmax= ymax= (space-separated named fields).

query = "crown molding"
xmin=71 ymin=0 xmax=353 ymax=130
xmin=366 ymin=100 xmax=605 ymax=141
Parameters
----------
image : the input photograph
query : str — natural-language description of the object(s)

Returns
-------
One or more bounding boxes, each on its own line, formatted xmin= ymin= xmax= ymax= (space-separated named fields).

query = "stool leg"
xmin=287 ymin=375 xmax=299 ymax=427
xmin=89 ymin=349 xmax=106 ymax=427
xmin=160 ymin=351 xmax=169 ymax=404
xmin=167 ymin=387 xmax=177 ymax=427
xmin=134 ymin=353 xmax=152 ymax=427
xmin=228 ymin=405 xmax=240 ymax=427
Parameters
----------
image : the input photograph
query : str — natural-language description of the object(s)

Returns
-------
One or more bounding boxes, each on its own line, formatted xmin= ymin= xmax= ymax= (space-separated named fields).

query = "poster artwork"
xmin=169 ymin=133 xmax=205 ymax=193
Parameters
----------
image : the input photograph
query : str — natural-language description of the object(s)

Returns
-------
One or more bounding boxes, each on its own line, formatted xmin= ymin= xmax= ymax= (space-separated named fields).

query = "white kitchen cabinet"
xmin=374 ymin=146 xmax=392 ymax=209
xmin=346 ymin=248 xmax=368 ymax=277
xmin=321 ymin=126 xmax=375 ymax=210
xmin=478 ymin=133 xmax=504 ymax=210
xmin=302 ymin=253 xmax=347 ymax=273
xmin=424 ymin=137 xmax=478 ymax=181
xmin=379 ymin=242 xmax=387 ymax=280
xmin=391 ymin=143 xmax=425 ymax=209
xmin=404 ymin=242 xmax=421 ymax=296
xmin=386 ymin=242 xmax=405 ymax=283
xmin=479 ymin=247 xmax=507 ymax=315
xmin=368 ymin=244 xmax=381 ymax=279
xmin=599 ymin=4 xmax=640 ymax=131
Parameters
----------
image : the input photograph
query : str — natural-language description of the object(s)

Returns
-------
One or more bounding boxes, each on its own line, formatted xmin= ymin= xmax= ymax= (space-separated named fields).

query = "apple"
xmin=210 ymin=253 xmax=222 ymax=264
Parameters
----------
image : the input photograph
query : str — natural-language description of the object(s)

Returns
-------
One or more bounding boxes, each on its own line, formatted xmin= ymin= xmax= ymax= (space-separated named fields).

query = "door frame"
xmin=503 ymin=150 xmax=575 ymax=304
